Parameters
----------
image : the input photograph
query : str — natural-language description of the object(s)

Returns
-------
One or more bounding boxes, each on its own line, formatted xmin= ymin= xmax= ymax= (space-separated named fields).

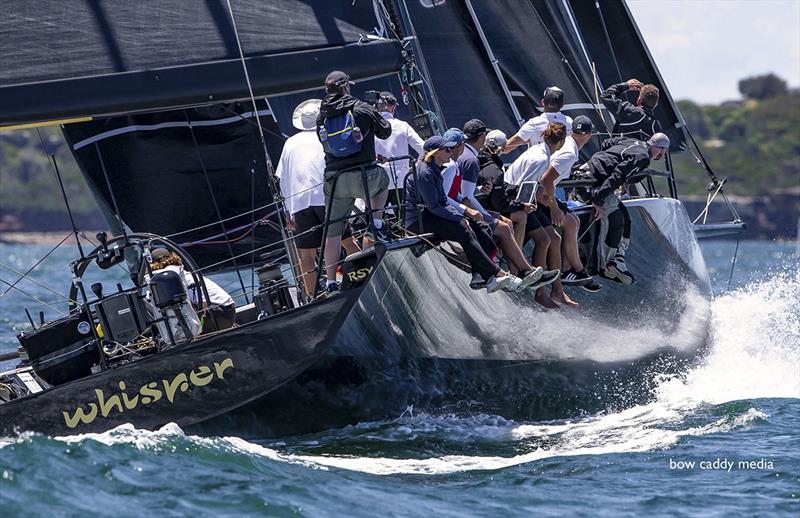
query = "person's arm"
xmin=366 ymin=103 xmax=392 ymax=140
xmin=591 ymin=154 xmax=649 ymax=206
xmin=600 ymin=80 xmax=643 ymax=122
xmin=539 ymin=165 xmax=565 ymax=226
xmin=417 ymin=168 xmax=464 ymax=222
xmin=406 ymin=124 xmax=425 ymax=156
xmin=459 ymin=159 xmax=494 ymax=223
xmin=502 ymin=118 xmax=538 ymax=153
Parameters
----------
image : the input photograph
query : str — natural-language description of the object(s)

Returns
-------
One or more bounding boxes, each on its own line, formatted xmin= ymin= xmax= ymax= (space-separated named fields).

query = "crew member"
xmin=148 ymin=249 xmax=235 ymax=334
xmin=404 ymin=136 xmax=546 ymax=294
xmin=373 ymin=91 xmax=425 ymax=213
xmin=276 ymin=99 xmax=359 ymax=298
xmin=584 ymin=132 xmax=671 ymax=283
xmin=316 ymin=70 xmax=392 ymax=295
xmin=600 ymin=78 xmax=662 ymax=139
xmin=503 ymin=86 xmax=572 ymax=152
xmin=450 ymin=125 xmax=558 ymax=291
xmin=506 ymin=121 xmax=599 ymax=306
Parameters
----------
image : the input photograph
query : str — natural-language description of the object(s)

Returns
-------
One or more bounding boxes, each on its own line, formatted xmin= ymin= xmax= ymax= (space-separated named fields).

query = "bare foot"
xmin=536 ymin=289 xmax=560 ymax=308
xmin=551 ymin=291 xmax=578 ymax=308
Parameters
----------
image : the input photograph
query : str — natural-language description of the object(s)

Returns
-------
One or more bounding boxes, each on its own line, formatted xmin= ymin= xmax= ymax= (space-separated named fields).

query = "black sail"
xmin=0 ymin=0 xmax=401 ymax=126
xmin=61 ymin=101 xmax=286 ymax=271
xmin=568 ymin=0 xmax=689 ymax=150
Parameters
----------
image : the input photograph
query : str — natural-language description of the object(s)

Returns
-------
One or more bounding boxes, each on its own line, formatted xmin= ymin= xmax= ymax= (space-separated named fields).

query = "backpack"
xmin=319 ymin=110 xmax=364 ymax=158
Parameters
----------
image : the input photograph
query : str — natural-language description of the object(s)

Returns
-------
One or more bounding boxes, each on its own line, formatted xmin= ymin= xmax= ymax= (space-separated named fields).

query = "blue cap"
xmin=423 ymin=135 xmax=457 ymax=152
xmin=443 ymin=127 xmax=467 ymax=144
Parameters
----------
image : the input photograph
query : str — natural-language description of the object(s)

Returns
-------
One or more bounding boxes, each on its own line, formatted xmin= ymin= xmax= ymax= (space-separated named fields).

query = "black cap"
xmin=380 ymin=91 xmax=397 ymax=105
xmin=462 ymin=119 xmax=488 ymax=139
xmin=423 ymin=135 xmax=458 ymax=152
xmin=324 ymin=70 xmax=354 ymax=91
xmin=572 ymin=115 xmax=594 ymax=134
xmin=543 ymin=86 xmax=564 ymax=105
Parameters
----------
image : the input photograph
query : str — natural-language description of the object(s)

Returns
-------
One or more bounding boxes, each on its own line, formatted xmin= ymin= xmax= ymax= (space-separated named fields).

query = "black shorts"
xmin=524 ymin=210 xmax=546 ymax=232
xmin=536 ymin=199 xmax=570 ymax=227
xmin=293 ymin=206 xmax=351 ymax=249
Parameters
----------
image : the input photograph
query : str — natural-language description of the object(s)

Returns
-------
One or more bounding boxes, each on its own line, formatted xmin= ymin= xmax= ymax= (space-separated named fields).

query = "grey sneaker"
xmin=527 ymin=269 xmax=560 ymax=291
xmin=516 ymin=267 xmax=544 ymax=290
xmin=469 ymin=273 xmax=487 ymax=290
xmin=605 ymin=260 xmax=635 ymax=284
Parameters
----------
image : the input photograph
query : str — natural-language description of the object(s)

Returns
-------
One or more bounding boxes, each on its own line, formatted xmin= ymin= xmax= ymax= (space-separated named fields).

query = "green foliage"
xmin=674 ymin=86 xmax=800 ymax=196
xmin=0 ymin=127 xmax=97 ymax=215
xmin=738 ymin=73 xmax=788 ymax=100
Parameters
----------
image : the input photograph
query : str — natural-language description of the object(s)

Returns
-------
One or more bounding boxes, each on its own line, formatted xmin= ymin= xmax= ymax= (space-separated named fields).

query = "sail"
xmin=466 ymin=0 xmax=609 ymax=152
xmin=0 ymin=0 xmax=402 ymax=126
xmin=400 ymin=0 xmax=519 ymax=133
xmin=61 ymin=101 xmax=286 ymax=271
xmin=567 ymin=0 xmax=689 ymax=150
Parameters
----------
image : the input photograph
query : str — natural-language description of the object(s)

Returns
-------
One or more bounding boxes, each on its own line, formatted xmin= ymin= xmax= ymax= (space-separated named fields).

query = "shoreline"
xmin=0 ymin=231 xmax=108 ymax=246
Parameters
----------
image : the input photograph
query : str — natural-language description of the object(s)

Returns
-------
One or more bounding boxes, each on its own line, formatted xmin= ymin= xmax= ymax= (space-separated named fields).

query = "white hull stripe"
xmin=72 ymin=109 xmax=274 ymax=150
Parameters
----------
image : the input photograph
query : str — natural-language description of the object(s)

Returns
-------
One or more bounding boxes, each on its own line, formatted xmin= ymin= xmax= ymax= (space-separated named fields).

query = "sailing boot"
xmin=608 ymin=238 xmax=636 ymax=284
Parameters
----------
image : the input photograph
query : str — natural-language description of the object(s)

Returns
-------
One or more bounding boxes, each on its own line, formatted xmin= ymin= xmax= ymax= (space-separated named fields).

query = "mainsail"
xmin=0 ymin=0 xmax=401 ymax=127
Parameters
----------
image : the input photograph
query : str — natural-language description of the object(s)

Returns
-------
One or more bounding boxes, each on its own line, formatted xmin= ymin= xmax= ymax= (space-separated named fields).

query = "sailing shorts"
xmin=536 ymin=199 xmax=570 ymax=227
xmin=293 ymin=206 xmax=352 ymax=249
xmin=323 ymin=165 xmax=388 ymax=237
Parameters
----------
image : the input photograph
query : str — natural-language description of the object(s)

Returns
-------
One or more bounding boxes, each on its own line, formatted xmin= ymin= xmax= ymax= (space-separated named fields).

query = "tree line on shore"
xmin=1 ymin=74 xmax=797 ymax=231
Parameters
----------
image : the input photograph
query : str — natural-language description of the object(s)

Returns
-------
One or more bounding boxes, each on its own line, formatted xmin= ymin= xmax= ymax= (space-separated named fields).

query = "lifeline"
xmin=62 ymin=358 xmax=234 ymax=429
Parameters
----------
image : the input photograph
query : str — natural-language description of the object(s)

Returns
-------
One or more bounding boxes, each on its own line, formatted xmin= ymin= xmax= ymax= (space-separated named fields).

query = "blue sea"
xmin=0 ymin=239 xmax=798 ymax=516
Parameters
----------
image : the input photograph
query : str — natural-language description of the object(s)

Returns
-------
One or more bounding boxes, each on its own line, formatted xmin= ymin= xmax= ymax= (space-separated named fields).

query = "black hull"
xmin=0 ymin=288 xmax=361 ymax=436
xmin=205 ymin=198 xmax=713 ymax=436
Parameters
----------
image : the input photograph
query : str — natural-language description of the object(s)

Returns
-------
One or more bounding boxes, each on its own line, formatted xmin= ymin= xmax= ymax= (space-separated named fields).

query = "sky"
xmin=627 ymin=0 xmax=800 ymax=104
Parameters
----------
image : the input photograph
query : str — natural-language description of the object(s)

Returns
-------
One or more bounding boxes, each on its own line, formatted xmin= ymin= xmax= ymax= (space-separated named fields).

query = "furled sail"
xmin=0 ymin=0 xmax=402 ymax=127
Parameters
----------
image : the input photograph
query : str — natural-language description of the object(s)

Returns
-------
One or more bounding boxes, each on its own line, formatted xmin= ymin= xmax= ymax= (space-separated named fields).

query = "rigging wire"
xmin=0 ymin=277 xmax=67 ymax=316
xmin=0 ymin=232 xmax=71 ymax=298
xmin=183 ymin=109 xmax=250 ymax=303
xmin=224 ymin=0 xmax=302 ymax=294
xmin=0 ymin=262 xmax=75 ymax=303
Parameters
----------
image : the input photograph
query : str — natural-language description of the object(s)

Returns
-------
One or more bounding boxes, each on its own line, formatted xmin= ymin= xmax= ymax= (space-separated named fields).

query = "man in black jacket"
xmin=316 ymin=70 xmax=392 ymax=294
xmin=601 ymin=78 xmax=662 ymax=139
xmin=585 ymin=133 xmax=670 ymax=283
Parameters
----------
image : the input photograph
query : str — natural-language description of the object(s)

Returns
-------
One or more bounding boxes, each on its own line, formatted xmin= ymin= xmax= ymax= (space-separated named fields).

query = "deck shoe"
xmin=527 ymin=269 xmax=560 ymax=291
xmin=486 ymin=274 xmax=522 ymax=293
xmin=581 ymin=276 xmax=602 ymax=292
xmin=606 ymin=259 xmax=635 ymax=284
xmin=516 ymin=267 xmax=544 ymax=290
xmin=561 ymin=269 xmax=592 ymax=286
xmin=469 ymin=273 xmax=487 ymax=290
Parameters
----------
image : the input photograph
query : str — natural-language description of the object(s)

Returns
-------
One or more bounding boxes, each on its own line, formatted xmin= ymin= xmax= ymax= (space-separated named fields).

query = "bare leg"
xmin=370 ymin=190 xmax=388 ymax=225
xmin=545 ymin=226 xmax=577 ymax=308
xmin=493 ymin=220 xmax=533 ymax=273
xmin=561 ymin=213 xmax=585 ymax=272
xmin=527 ymin=228 xmax=557 ymax=308
xmin=298 ymin=248 xmax=318 ymax=298
xmin=342 ymin=236 xmax=360 ymax=256
xmin=324 ymin=235 xmax=343 ymax=284
xmin=510 ymin=210 xmax=527 ymax=247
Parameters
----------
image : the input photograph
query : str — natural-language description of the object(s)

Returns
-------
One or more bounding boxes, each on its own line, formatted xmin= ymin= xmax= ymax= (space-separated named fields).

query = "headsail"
xmin=568 ymin=0 xmax=689 ymax=151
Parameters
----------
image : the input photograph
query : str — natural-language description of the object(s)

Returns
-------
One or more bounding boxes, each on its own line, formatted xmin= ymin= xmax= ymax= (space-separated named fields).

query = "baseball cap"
xmin=380 ymin=91 xmax=397 ymax=105
xmin=443 ymin=128 xmax=467 ymax=144
xmin=648 ymin=132 xmax=670 ymax=149
xmin=543 ymin=86 xmax=564 ymax=104
xmin=324 ymin=70 xmax=354 ymax=90
xmin=150 ymin=248 xmax=170 ymax=261
xmin=572 ymin=115 xmax=594 ymax=134
xmin=423 ymin=135 xmax=458 ymax=152
xmin=462 ymin=119 xmax=487 ymax=139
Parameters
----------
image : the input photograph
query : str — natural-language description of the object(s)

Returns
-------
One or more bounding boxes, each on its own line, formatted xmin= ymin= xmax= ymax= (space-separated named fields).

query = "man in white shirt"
xmin=503 ymin=86 xmax=573 ymax=152
xmin=537 ymin=116 xmax=598 ymax=292
xmin=276 ymin=99 xmax=358 ymax=298
xmin=373 ymin=91 xmax=425 ymax=214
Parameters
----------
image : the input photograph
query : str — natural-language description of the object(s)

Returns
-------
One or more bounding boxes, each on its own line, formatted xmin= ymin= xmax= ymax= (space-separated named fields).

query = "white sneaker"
xmin=516 ymin=267 xmax=544 ymax=290
xmin=486 ymin=274 xmax=522 ymax=293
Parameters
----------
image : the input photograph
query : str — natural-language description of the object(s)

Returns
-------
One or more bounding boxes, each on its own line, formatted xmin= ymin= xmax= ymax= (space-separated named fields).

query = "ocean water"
xmin=0 ymin=239 xmax=798 ymax=516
